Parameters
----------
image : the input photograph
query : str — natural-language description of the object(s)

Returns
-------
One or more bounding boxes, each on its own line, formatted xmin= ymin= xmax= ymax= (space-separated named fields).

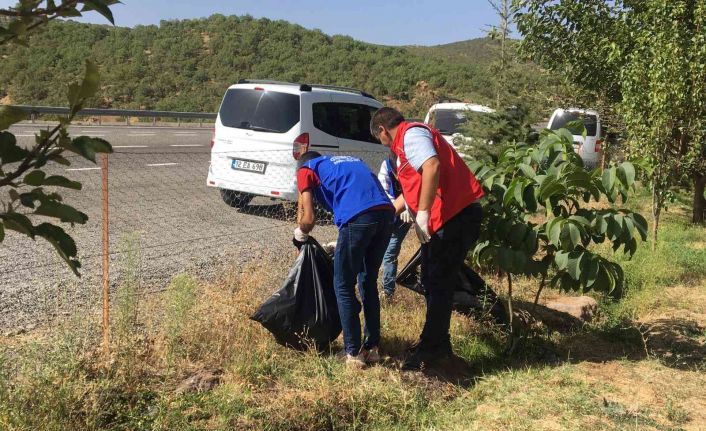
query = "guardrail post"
xmin=101 ymin=153 xmax=110 ymax=357
xmin=99 ymin=115 xmax=102 ymax=126
xmin=177 ymin=117 xmax=180 ymax=127
xmin=199 ymin=118 xmax=203 ymax=128
xmin=126 ymin=116 xmax=130 ymax=126
xmin=153 ymin=116 xmax=156 ymax=126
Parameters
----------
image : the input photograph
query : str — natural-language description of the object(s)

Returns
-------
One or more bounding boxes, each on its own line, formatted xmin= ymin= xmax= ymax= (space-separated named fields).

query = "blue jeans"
xmin=334 ymin=209 xmax=394 ymax=355
xmin=382 ymin=219 xmax=411 ymax=295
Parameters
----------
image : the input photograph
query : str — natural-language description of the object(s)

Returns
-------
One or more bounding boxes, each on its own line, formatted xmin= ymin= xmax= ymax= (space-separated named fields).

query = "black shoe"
xmin=401 ymin=344 xmax=453 ymax=371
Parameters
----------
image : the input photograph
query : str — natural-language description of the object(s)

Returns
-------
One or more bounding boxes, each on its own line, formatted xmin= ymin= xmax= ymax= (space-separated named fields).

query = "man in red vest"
xmin=370 ymin=107 xmax=485 ymax=370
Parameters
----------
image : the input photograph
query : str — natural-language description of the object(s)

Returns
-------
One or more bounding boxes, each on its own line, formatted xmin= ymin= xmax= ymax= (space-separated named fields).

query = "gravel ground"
xmin=0 ymin=145 xmax=338 ymax=333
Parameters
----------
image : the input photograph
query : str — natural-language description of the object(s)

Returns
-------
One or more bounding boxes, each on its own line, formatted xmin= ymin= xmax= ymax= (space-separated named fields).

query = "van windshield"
xmin=219 ymin=89 xmax=300 ymax=133
xmin=550 ymin=111 xmax=598 ymax=136
xmin=429 ymin=109 xmax=470 ymax=135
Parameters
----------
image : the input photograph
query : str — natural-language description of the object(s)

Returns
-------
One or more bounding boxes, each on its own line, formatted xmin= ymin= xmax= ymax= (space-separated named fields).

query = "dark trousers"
xmin=334 ymin=210 xmax=395 ymax=355
xmin=419 ymin=203 xmax=483 ymax=350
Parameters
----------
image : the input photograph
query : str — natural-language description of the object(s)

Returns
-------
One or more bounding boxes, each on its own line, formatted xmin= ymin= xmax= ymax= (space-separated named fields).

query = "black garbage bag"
xmin=396 ymin=247 xmax=508 ymax=325
xmin=250 ymin=237 xmax=341 ymax=350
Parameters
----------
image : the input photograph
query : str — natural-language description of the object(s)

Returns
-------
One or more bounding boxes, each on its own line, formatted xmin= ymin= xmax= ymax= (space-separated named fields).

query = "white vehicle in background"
xmin=547 ymin=108 xmax=603 ymax=169
xmin=424 ymin=101 xmax=495 ymax=147
xmin=207 ymin=80 xmax=387 ymax=208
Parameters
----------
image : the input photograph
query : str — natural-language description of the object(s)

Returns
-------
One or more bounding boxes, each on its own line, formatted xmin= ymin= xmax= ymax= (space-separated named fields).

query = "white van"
xmin=207 ymin=80 xmax=387 ymax=208
xmin=424 ymin=101 xmax=496 ymax=146
xmin=547 ymin=108 xmax=603 ymax=169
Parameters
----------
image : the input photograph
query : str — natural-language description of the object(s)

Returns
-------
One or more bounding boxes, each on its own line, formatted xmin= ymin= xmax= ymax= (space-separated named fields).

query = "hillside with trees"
xmin=0 ymin=14 xmax=554 ymax=117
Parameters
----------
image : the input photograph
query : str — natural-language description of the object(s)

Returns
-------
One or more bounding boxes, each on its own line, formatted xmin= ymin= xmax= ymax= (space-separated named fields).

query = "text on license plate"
xmin=231 ymin=158 xmax=267 ymax=174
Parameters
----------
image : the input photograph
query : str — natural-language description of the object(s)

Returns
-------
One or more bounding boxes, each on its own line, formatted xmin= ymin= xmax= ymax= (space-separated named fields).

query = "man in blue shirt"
xmin=295 ymin=151 xmax=395 ymax=367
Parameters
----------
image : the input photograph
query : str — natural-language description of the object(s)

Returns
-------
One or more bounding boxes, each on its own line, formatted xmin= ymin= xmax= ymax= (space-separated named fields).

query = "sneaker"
xmin=361 ymin=346 xmax=381 ymax=364
xmin=335 ymin=349 xmax=366 ymax=369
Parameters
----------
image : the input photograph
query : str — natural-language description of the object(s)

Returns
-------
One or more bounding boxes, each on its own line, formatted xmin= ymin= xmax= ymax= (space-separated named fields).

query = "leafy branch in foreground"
xmin=470 ymin=128 xmax=647 ymax=310
xmin=0 ymin=0 xmax=118 ymax=45
xmin=1 ymin=1 xmax=117 ymax=276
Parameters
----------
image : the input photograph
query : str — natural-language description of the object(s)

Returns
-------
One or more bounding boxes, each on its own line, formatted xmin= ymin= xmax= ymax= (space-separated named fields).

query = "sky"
xmin=0 ymin=0 xmax=505 ymax=46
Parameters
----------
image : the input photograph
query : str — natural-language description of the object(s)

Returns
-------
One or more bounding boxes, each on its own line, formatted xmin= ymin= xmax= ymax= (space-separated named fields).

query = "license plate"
xmin=231 ymin=158 xmax=267 ymax=174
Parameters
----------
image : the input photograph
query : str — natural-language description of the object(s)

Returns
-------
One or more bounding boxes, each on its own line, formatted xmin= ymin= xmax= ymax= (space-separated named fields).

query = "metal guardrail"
xmin=11 ymin=105 xmax=217 ymax=126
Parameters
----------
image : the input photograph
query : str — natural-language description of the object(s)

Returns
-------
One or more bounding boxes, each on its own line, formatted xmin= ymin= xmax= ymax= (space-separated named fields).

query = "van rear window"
xmin=219 ymin=89 xmax=300 ymax=133
xmin=550 ymin=111 xmax=598 ymax=136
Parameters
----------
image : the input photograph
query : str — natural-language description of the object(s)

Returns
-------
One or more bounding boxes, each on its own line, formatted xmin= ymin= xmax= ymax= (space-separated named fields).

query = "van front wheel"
xmin=220 ymin=189 xmax=254 ymax=209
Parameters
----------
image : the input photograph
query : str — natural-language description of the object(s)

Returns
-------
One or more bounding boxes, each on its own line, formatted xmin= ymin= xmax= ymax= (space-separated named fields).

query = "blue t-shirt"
xmin=302 ymin=155 xmax=393 ymax=227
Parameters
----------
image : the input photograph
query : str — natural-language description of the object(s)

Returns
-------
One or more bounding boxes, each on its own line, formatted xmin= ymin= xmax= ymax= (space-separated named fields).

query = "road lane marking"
xmin=14 ymin=134 xmax=35 ymax=137
xmin=129 ymin=133 xmax=156 ymax=136
xmin=174 ymin=133 xmax=197 ymax=136
xmin=147 ymin=163 xmax=179 ymax=167
xmin=66 ymin=167 xmax=101 ymax=171
xmin=170 ymin=144 xmax=203 ymax=147
xmin=113 ymin=145 xmax=148 ymax=148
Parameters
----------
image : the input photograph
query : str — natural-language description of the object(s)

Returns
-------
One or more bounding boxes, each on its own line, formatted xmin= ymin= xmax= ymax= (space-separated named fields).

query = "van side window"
xmin=313 ymin=103 xmax=379 ymax=144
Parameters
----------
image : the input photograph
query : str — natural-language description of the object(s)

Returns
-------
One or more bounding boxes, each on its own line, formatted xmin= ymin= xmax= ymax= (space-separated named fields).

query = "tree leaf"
xmin=34 ymin=223 xmax=81 ymax=276
xmin=567 ymin=252 xmax=584 ymax=280
xmin=563 ymin=223 xmax=581 ymax=249
xmin=23 ymin=170 xmax=46 ymax=186
xmin=509 ymin=223 xmax=527 ymax=249
xmin=1 ymin=213 xmax=34 ymax=237
xmin=64 ymin=136 xmax=113 ymax=163
xmin=0 ymin=106 xmax=28 ymax=131
xmin=518 ymin=163 xmax=536 ymax=178
xmin=630 ymin=212 xmax=649 ymax=241
xmin=523 ymin=184 xmax=538 ymax=212
xmin=555 ymin=250 xmax=570 ymax=270
xmin=618 ymin=162 xmax=636 ymax=187
xmin=602 ymin=167 xmax=616 ymax=193
xmin=42 ymin=175 xmax=82 ymax=190
xmin=81 ymin=0 xmax=116 ymax=25
xmin=34 ymin=201 xmax=88 ymax=224
xmin=0 ymin=131 xmax=30 ymax=164
xmin=547 ymin=218 xmax=563 ymax=245
xmin=69 ymin=60 xmax=101 ymax=114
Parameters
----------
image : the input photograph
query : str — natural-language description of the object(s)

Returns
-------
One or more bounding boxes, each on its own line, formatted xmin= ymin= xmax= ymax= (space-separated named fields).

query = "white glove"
xmin=400 ymin=210 xmax=413 ymax=224
xmin=415 ymin=210 xmax=431 ymax=242
xmin=294 ymin=227 xmax=309 ymax=242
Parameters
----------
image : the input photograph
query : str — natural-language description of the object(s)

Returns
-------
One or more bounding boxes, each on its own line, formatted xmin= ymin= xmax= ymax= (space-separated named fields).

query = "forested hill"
xmin=0 ymin=15 xmax=541 ymax=116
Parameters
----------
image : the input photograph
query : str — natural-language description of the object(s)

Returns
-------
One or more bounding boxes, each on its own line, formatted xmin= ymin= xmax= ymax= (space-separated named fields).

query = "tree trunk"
xmin=693 ymin=174 xmax=706 ymax=224
xmin=652 ymin=185 xmax=661 ymax=252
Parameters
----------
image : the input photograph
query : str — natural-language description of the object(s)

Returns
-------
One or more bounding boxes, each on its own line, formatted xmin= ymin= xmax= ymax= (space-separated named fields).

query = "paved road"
xmin=0 ymin=124 xmax=337 ymax=332
xmin=9 ymin=123 xmax=212 ymax=154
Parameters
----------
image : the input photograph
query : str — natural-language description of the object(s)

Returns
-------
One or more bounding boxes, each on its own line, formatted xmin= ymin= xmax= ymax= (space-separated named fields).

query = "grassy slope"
xmin=0 ymin=191 xmax=704 ymax=430
xmin=406 ymin=38 xmax=500 ymax=67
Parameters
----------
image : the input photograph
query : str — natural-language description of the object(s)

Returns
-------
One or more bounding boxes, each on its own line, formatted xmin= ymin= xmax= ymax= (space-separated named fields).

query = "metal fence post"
xmin=101 ymin=153 xmax=110 ymax=356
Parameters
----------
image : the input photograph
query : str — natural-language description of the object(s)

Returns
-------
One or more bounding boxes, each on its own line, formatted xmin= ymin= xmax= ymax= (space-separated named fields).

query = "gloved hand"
xmin=415 ymin=210 xmax=431 ymax=243
xmin=292 ymin=227 xmax=309 ymax=250
xmin=400 ymin=210 xmax=413 ymax=224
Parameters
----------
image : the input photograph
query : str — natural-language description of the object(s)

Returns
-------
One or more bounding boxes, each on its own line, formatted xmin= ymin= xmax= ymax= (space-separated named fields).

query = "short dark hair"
xmin=370 ymin=107 xmax=405 ymax=138
xmin=297 ymin=151 xmax=322 ymax=169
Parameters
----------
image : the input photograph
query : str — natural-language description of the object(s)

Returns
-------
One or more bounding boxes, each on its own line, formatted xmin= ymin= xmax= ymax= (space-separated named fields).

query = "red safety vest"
xmin=391 ymin=122 xmax=484 ymax=234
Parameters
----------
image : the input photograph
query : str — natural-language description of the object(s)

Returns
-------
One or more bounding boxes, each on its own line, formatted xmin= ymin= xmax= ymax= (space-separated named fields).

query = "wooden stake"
xmin=101 ymin=153 xmax=110 ymax=355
